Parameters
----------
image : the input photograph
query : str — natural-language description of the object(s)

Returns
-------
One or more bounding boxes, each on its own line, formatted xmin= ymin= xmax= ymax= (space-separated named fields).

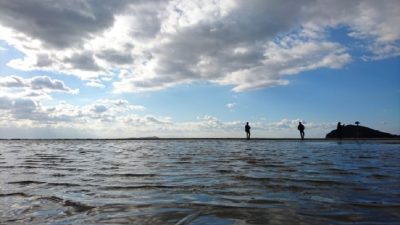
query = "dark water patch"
xmin=9 ymin=150 xmax=21 ymax=153
xmin=301 ymin=179 xmax=347 ymax=187
xmin=179 ymin=157 xmax=192 ymax=161
xmin=350 ymin=202 xmax=400 ymax=209
xmin=314 ymin=161 xmax=334 ymax=166
xmin=39 ymin=163 xmax=64 ymax=167
xmin=33 ymin=153 xmax=63 ymax=157
xmin=208 ymin=160 xmax=232 ymax=164
xmin=63 ymin=199 xmax=95 ymax=212
xmin=21 ymin=162 xmax=65 ymax=168
xmin=92 ymin=173 xmax=158 ymax=178
xmin=17 ymin=165 xmax=42 ymax=169
xmin=359 ymin=155 xmax=374 ymax=159
xmin=281 ymin=167 xmax=298 ymax=172
xmin=8 ymin=180 xmax=46 ymax=185
xmin=234 ymin=176 xmax=321 ymax=188
xmin=47 ymin=182 xmax=81 ymax=187
xmin=216 ymin=169 xmax=231 ymax=174
xmin=0 ymin=165 xmax=15 ymax=168
xmin=267 ymin=184 xmax=310 ymax=193
xmin=8 ymin=181 xmax=82 ymax=188
xmin=213 ymin=190 xmax=259 ymax=197
xmin=99 ymin=166 xmax=120 ymax=170
xmin=326 ymin=168 xmax=357 ymax=176
xmin=243 ymin=158 xmax=267 ymax=164
xmin=247 ymin=199 xmax=284 ymax=205
xmin=175 ymin=161 xmax=192 ymax=164
xmin=304 ymin=211 xmax=366 ymax=223
xmin=20 ymin=162 xmax=40 ymax=166
xmin=367 ymin=174 xmax=392 ymax=180
xmin=51 ymin=173 xmax=67 ymax=177
xmin=259 ymin=163 xmax=288 ymax=168
xmin=0 ymin=192 xmax=29 ymax=197
xmin=359 ymin=166 xmax=379 ymax=170
xmin=36 ymin=195 xmax=95 ymax=213
xmin=52 ymin=167 xmax=85 ymax=172
xmin=27 ymin=155 xmax=74 ymax=163
xmin=234 ymin=175 xmax=274 ymax=182
xmin=32 ymin=156 xmax=65 ymax=160
xmin=350 ymin=186 xmax=371 ymax=191
xmin=101 ymin=185 xmax=182 ymax=190
xmin=24 ymin=159 xmax=46 ymax=163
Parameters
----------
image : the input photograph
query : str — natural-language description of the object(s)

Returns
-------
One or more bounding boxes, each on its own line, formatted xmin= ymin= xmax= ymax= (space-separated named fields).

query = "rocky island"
xmin=326 ymin=124 xmax=399 ymax=139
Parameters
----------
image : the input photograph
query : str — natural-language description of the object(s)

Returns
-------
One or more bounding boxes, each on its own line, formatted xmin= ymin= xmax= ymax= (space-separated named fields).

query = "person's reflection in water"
xmin=245 ymin=122 xmax=251 ymax=140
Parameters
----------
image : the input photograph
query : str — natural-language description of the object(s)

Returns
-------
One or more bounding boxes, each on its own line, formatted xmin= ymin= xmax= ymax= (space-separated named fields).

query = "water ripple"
xmin=0 ymin=139 xmax=399 ymax=224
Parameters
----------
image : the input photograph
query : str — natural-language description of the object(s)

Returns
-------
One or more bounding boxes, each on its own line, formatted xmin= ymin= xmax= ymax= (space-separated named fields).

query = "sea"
xmin=0 ymin=139 xmax=399 ymax=225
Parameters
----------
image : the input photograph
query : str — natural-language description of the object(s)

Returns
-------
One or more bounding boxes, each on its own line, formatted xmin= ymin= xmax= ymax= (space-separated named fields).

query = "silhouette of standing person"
xmin=245 ymin=122 xmax=251 ymax=140
xmin=297 ymin=122 xmax=305 ymax=140
xmin=337 ymin=122 xmax=345 ymax=139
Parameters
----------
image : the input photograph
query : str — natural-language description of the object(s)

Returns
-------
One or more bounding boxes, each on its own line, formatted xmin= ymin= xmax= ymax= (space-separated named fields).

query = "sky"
xmin=0 ymin=0 xmax=399 ymax=138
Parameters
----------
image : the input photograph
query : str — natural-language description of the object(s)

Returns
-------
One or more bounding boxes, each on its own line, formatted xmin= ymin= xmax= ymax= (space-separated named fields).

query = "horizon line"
xmin=1 ymin=137 xmax=400 ymax=142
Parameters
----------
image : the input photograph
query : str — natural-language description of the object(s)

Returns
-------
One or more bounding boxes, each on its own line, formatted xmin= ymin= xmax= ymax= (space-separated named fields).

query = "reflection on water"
xmin=0 ymin=140 xmax=399 ymax=224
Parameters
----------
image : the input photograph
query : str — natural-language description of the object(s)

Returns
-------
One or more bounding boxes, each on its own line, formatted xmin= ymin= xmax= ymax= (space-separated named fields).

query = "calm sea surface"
xmin=0 ymin=140 xmax=399 ymax=225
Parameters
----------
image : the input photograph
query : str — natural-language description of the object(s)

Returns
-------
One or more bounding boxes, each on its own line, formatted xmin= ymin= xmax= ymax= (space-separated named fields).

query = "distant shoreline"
xmin=1 ymin=138 xmax=400 ymax=143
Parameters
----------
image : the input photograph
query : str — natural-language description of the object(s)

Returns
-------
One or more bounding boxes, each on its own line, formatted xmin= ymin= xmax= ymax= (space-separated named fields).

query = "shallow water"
xmin=0 ymin=140 xmax=399 ymax=224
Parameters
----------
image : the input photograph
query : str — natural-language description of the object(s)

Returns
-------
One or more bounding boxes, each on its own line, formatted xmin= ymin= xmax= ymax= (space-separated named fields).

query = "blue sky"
xmin=0 ymin=0 xmax=399 ymax=138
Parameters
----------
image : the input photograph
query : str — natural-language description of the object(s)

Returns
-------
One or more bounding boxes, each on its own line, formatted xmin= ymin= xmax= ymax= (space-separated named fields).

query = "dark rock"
xmin=326 ymin=125 xmax=399 ymax=139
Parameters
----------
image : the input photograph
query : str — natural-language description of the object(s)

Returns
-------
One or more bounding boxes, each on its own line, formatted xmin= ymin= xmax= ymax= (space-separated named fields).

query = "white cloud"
xmin=144 ymin=115 xmax=172 ymax=125
xmin=226 ymin=103 xmax=236 ymax=111
xmin=0 ymin=97 xmax=48 ymax=122
xmin=0 ymin=97 xmax=147 ymax=134
xmin=30 ymin=76 xmax=75 ymax=92
xmin=0 ymin=75 xmax=75 ymax=92
xmin=0 ymin=0 xmax=398 ymax=93
xmin=0 ymin=76 xmax=25 ymax=87
xmin=362 ymin=43 xmax=400 ymax=61
xmin=86 ymin=80 xmax=105 ymax=88
xmin=217 ymin=38 xmax=351 ymax=92
xmin=302 ymin=0 xmax=400 ymax=60
xmin=0 ymin=75 xmax=79 ymax=99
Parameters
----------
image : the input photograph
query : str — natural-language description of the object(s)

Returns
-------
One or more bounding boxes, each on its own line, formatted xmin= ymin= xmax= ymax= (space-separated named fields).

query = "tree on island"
xmin=355 ymin=121 xmax=360 ymax=138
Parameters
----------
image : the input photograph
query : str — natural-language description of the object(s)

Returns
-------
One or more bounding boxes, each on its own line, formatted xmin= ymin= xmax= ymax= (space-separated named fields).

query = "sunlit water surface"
xmin=0 ymin=140 xmax=399 ymax=224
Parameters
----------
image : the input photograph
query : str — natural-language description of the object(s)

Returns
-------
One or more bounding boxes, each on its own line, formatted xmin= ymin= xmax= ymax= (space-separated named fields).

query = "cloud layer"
xmin=0 ymin=1 xmax=399 ymax=138
xmin=0 ymin=0 xmax=398 ymax=92
xmin=0 ymin=97 xmax=335 ymax=138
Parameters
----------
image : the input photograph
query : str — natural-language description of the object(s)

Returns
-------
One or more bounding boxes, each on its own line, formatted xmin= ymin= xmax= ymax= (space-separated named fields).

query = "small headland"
xmin=326 ymin=125 xmax=399 ymax=139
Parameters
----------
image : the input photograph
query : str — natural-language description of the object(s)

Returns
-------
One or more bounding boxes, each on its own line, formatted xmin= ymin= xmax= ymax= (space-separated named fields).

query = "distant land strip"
xmin=1 ymin=138 xmax=399 ymax=143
